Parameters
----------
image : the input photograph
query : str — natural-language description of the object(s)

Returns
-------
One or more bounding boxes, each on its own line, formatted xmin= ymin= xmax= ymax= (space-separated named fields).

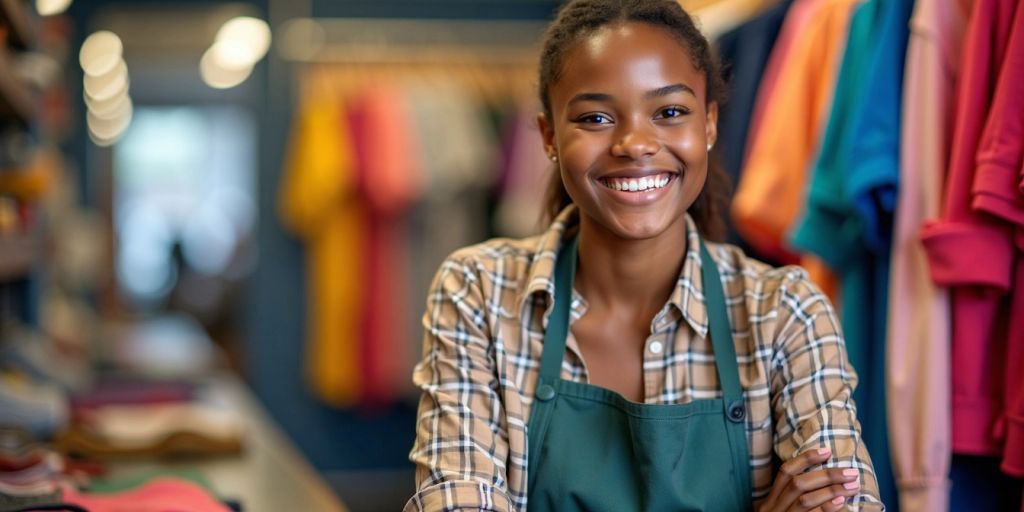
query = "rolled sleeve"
xmin=770 ymin=275 xmax=885 ymax=511
xmin=407 ymin=254 xmax=517 ymax=511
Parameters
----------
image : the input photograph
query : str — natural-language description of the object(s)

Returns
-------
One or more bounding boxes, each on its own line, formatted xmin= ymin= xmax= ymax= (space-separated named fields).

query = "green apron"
xmin=526 ymin=235 xmax=753 ymax=511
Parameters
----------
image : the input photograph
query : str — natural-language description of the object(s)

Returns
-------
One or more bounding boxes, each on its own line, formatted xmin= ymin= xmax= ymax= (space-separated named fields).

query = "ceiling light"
xmin=199 ymin=47 xmax=252 ymax=89
xmin=79 ymin=30 xmax=123 ymax=77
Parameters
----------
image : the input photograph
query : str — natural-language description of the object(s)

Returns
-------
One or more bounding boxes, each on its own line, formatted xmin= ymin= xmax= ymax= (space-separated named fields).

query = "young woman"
xmin=407 ymin=1 xmax=883 ymax=510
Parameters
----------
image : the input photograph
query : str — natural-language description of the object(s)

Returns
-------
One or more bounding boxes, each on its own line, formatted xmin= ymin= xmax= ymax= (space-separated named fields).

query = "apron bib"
xmin=526 ymin=235 xmax=752 ymax=511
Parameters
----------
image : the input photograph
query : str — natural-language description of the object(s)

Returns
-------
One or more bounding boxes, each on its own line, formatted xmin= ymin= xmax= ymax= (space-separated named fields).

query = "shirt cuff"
xmin=973 ymin=160 xmax=1024 ymax=227
xmin=896 ymin=476 xmax=951 ymax=512
xmin=919 ymin=219 xmax=1015 ymax=289
xmin=404 ymin=481 xmax=516 ymax=512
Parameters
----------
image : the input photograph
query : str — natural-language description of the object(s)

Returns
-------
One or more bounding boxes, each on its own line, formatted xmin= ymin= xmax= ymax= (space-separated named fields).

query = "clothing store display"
xmin=730 ymin=0 xmax=858 ymax=300
xmin=885 ymin=0 xmax=968 ymax=508
xmin=55 ymin=403 xmax=244 ymax=459
xmin=920 ymin=0 xmax=1019 ymax=459
xmin=279 ymin=74 xmax=365 ymax=407
xmin=714 ymin=0 xmax=793 ymax=257
xmin=0 ymin=378 xmax=68 ymax=438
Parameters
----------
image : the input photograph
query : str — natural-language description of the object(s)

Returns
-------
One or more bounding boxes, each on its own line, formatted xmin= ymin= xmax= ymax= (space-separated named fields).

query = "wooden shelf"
xmin=0 ymin=46 xmax=33 ymax=124
xmin=0 ymin=233 xmax=36 ymax=280
xmin=0 ymin=0 xmax=34 ymax=49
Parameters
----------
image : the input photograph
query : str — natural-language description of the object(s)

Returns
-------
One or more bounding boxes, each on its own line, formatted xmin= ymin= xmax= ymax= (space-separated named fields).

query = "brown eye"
xmin=655 ymin=106 xmax=689 ymax=119
xmin=577 ymin=113 xmax=613 ymax=124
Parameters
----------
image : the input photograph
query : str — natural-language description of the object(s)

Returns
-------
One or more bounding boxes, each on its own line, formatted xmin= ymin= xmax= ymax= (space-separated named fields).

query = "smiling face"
xmin=539 ymin=21 xmax=718 ymax=242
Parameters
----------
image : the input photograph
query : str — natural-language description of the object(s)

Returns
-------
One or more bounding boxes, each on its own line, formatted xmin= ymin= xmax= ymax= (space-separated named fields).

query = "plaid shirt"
xmin=407 ymin=206 xmax=883 ymax=511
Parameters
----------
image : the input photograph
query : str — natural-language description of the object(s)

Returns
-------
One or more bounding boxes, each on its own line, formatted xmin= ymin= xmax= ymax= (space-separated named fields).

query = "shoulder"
xmin=431 ymin=235 xmax=546 ymax=298
xmin=705 ymin=241 xmax=835 ymax=320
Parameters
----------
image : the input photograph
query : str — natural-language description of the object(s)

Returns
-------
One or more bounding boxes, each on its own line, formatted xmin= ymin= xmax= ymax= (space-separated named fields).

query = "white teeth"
xmin=605 ymin=174 xmax=672 ymax=192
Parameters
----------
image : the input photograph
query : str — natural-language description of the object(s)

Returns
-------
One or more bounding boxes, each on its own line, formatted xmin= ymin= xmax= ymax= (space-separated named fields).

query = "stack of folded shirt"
xmin=56 ymin=403 xmax=244 ymax=460
xmin=0 ymin=428 xmax=63 ymax=512
xmin=0 ymin=375 xmax=69 ymax=438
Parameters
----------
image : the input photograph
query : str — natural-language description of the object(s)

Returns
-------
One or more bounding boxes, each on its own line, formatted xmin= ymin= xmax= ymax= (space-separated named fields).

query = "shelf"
xmin=0 ymin=0 xmax=34 ymax=49
xmin=0 ymin=46 xmax=33 ymax=124
xmin=0 ymin=233 xmax=36 ymax=280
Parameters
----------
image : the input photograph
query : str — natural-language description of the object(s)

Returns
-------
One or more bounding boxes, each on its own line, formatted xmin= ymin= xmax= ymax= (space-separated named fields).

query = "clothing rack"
xmin=276 ymin=18 xmax=547 ymax=64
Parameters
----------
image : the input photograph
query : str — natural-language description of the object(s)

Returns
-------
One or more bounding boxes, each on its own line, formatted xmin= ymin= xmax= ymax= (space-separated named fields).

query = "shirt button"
xmin=648 ymin=341 xmax=664 ymax=354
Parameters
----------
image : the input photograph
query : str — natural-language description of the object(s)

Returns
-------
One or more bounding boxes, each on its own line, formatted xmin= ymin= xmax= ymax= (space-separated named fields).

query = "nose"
xmin=611 ymin=120 xmax=659 ymax=160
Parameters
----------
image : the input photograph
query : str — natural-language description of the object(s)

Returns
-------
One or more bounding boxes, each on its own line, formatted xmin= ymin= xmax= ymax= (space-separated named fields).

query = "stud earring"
xmin=707 ymin=143 xmax=713 ymax=152
xmin=550 ymin=155 xmax=558 ymax=162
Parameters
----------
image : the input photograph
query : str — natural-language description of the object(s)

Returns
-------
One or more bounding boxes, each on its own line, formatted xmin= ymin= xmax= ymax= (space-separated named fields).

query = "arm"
xmin=767 ymin=275 xmax=884 ymax=511
xmin=405 ymin=256 xmax=516 ymax=512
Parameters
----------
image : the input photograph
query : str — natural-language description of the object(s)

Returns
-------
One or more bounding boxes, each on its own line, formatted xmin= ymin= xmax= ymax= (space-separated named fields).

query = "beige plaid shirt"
xmin=407 ymin=206 xmax=883 ymax=511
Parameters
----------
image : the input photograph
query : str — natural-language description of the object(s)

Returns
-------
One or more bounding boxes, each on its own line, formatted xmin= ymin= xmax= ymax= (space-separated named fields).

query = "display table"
xmin=100 ymin=373 xmax=347 ymax=512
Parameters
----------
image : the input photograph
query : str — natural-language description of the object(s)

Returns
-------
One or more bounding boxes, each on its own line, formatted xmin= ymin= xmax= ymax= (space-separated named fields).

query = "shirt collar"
xmin=519 ymin=205 xmax=712 ymax=339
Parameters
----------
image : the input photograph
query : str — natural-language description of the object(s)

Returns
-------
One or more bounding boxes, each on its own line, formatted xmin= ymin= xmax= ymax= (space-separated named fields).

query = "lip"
xmin=598 ymin=168 xmax=679 ymax=180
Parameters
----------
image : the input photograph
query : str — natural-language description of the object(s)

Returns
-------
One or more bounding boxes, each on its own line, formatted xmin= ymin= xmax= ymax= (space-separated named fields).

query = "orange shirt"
xmin=731 ymin=0 xmax=861 ymax=300
xmin=279 ymin=71 xmax=364 ymax=407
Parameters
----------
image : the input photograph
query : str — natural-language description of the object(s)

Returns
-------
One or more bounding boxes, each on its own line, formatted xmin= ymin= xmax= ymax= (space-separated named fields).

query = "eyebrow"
xmin=567 ymin=83 xmax=696 ymax=105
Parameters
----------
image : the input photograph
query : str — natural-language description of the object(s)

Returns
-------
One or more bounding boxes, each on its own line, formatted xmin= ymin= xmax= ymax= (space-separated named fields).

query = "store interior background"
xmin=2 ymin=0 xmax=566 ymax=510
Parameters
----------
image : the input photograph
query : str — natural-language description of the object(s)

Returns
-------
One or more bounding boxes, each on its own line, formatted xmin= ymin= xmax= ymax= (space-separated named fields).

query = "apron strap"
xmin=698 ymin=240 xmax=745 ymax=408
xmin=537 ymin=235 xmax=578 ymax=386
xmin=700 ymin=240 xmax=752 ymax=506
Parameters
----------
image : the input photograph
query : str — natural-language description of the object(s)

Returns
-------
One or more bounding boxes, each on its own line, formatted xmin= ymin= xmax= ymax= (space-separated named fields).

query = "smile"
xmin=599 ymin=173 xmax=675 ymax=192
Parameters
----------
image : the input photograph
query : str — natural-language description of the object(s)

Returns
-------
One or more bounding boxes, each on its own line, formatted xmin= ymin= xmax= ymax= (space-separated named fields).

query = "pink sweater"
xmin=920 ymin=0 xmax=1020 ymax=461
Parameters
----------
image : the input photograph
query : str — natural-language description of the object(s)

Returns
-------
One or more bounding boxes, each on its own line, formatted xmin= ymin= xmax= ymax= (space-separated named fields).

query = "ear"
xmin=705 ymin=101 xmax=719 ymax=150
xmin=537 ymin=112 xmax=556 ymax=160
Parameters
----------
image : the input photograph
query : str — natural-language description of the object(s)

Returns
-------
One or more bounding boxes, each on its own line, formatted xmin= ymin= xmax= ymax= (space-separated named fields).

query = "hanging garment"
xmin=348 ymin=82 xmax=425 ymax=408
xmin=969 ymin=2 xmax=1024 ymax=477
xmin=525 ymin=234 xmax=751 ymax=511
xmin=279 ymin=71 xmax=365 ymax=407
xmin=494 ymin=104 xmax=552 ymax=239
xmin=405 ymin=79 xmax=498 ymax=401
xmin=920 ymin=0 xmax=1019 ymax=457
xmin=714 ymin=0 xmax=794 ymax=261
xmin=731 ymin=0 xmax=860 ymax=299
xmin=886 ymin=0 xmax=971 ymax=509
xmin=790 ymin=0 xmax=916 ymax=508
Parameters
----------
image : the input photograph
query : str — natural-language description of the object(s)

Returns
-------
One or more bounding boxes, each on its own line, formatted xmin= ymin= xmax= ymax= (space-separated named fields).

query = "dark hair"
xmin=538 ymin=0 xmax=731 ymax=241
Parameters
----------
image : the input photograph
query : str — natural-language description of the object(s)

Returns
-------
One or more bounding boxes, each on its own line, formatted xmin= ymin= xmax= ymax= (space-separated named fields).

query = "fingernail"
xmin=844 ymin=480 xmax=861 ymax=490
xmin=832 ymin=496 xmax=846 ymax=505
xmin=817 ymin=447 xmax=831 ymax=455
xmin=843 ymin=469 xmax=859 ymax=478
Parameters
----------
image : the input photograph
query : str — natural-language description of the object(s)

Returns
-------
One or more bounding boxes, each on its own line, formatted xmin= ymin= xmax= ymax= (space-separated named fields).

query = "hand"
xmin=757 ymin=447 xmax=861 ymax=512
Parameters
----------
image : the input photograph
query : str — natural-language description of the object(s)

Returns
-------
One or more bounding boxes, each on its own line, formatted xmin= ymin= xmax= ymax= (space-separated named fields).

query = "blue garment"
xmin=789 ymin=0 xmax=916 ymax=509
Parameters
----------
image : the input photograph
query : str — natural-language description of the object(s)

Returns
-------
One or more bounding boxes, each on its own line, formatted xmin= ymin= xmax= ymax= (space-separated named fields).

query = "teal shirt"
xmin=789 ymin=0 xmax=915 ymax=509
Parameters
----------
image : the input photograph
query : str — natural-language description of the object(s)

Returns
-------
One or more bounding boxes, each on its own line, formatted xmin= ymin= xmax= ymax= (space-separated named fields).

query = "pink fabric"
xmin=62 ymin=477 xmax=231 ymax=512
xmin=1002 ymin=244 xmax=1024 ymax=477
xmin=349 ymin=85 xmax=424 ymax=408
xmin=887 ymin=0 xmax=970 ymax=508
xmin=981 ymin=4 xmax=1024 ymax=476
xmin=972 ymin=0 xmax=1024 ymax=228
xmin=920 ymin=0 xmax=1020 ymax=456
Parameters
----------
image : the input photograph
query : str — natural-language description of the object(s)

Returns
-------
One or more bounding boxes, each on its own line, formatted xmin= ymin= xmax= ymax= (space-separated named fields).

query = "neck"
xmin=573 ymin=214 xmax=689 ymax=320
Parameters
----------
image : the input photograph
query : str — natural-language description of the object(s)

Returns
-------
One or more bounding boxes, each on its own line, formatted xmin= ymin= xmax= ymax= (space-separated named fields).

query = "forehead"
xmin=553 ymin=21 xmax=706 ymax=101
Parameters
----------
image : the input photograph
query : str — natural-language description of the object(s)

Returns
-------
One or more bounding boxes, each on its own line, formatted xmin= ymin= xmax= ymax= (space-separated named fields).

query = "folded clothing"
xmin=61 ymin=477 xmax=232 ymax=512
xmin=0 ymin=379 xmax=69 ymax=438
xmin=55 ymin=403 xmax=243 ymax=459
xmin=70 ymin=379 xmax=194 ymax=416
xmin=0 ymin=488 xmax=63 ymax=512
